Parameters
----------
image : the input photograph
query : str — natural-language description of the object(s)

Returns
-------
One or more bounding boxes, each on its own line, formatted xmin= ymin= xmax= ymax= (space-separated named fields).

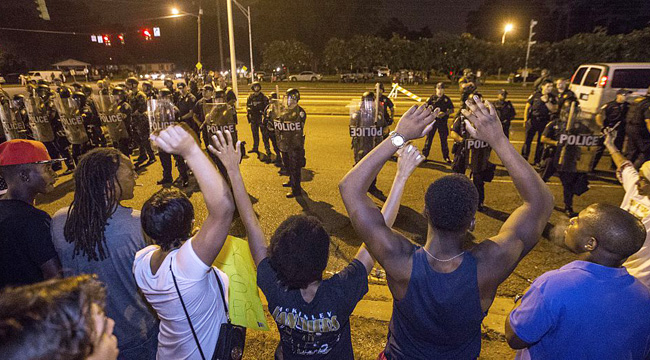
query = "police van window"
xmin=582 ymin=68 xmax=602 ymax=88
xmin=611 ymin=69 xmax=650 ymax=89
xmin=571 ymin=67 xmax=588 ymax=85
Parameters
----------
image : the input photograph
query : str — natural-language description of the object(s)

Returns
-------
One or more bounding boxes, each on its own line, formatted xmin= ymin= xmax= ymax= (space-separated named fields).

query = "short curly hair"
xmin=0 ymin=275 xmax=106 ymax=360
xmin=268 ymin=215 xmax=330 ymax=289
xmin=141 ymin=188 xmax=194 ymax=251
xmin=425 ymin=174 xmax=478 ymax=232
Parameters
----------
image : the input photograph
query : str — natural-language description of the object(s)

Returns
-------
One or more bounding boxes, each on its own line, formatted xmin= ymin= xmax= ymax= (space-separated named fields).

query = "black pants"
xmin=86 ymin=125 xmax=107 ymax=147
xmin=422 ymin=121 xmax=450 ymax=160
xmin=626 ymin=128 xmax=650 ymax=169
xmin=250 ymin=119 xmax=262 ymax=151
xmin=51 ymin=136 xmax=75 ymax=170
xmin=43 ymin=140 xmax=65 ymax=171
xmin=135 ymin=119 xmax=155 ymax=162
xmin=592 ymin=129 xmax=624 ymax=170
xmin=559 ymin=172 xmax=579 ymax=210
xmin=521 ymin=120 xmax=547 ymax=164
xmin=114 ymin=138 xmax=131 ymax=157
xmin=281 ymin=148 xmax=306 ymax=194
xmin=71 ymin=142 xmax=92 ymax=166
xmin=262 ymin=127 xmax=280 ymax=155
xmin=159 ymin=151 xmax=188 ymax=181
xmin=472 ymin=170 xmax=487 ymax=205
xmin=502 ymin=120 xmax=511 ymax=139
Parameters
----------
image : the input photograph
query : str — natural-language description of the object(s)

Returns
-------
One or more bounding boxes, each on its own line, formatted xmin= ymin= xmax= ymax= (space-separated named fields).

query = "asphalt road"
xmin=19 ymin=81 xmax=625 ymax=297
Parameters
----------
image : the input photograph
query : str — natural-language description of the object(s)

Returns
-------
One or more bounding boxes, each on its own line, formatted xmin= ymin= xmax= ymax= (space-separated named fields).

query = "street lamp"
xmin=170 ymin=6 xmax=203 ymax=69
xmin=231 ymin=0 xmax=255 ymax=82
xmin=502 ymin=23 xmax=514 ymax=44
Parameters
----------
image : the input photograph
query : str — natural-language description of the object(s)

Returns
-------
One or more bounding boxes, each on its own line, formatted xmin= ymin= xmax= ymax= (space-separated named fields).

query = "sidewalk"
xmin=260 ymin=283 xmax=513 ymax=336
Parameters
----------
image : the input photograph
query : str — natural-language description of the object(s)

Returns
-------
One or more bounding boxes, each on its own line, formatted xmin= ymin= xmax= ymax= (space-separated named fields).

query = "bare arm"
xmin=151 ymin=125 xmax=235 ymax=266
xmin=540 ymin=135 xmax=557 ymax=147
xmin=603 ymin=129 xmax=629 ymax=169
xmin=595 ymin=112 xmax=604 ymax=128
xmin=209 ymin=130 xmax=268 ymax=267
xmin=340 ymin=105 xmax=437 ymax=287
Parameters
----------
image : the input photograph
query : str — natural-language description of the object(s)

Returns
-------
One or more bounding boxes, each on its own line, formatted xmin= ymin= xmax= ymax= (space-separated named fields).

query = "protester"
xmin=50 ymin=148 xmax=159 ymax=359
xmin=339 ymin=98 xmax=553 ymax=359
xmin=0 ymin=139 xmax=62 ymax=288
xmin=133 ymin=125 xmax=235 ymax=359
xmin=603 ymin=130 xmax=650 ymax=288
xmin=210 ymin=128 xmax=423 ymax=359
xmin=506 ymin=203 xmax=650 ymax=359
xmin=0 ymin=275 xmax=119 ymax=360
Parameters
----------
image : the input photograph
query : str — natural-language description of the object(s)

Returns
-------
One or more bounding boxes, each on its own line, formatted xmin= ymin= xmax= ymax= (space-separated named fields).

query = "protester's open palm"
xmin=603 ymin=128 xmax=617 ymax=149
xmin=394 ymin=104 xmax=439 ymax=141
xmin=208 ymin=130 xmax=241 ymax=170
xmin=461 ymin=96 xmax=506 ymax=145
xmin=396 ymin=144 xmax=424 ymax=177
xmin=150 ymin=125 xmax=197 ymax=158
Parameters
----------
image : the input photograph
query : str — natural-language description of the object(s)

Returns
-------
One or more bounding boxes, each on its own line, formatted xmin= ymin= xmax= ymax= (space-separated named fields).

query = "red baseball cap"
xmin=0 ymin=139 xmax=64 ymax=166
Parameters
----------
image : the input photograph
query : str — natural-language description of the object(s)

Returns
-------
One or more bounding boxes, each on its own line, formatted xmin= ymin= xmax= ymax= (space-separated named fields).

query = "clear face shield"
xmin=287 ymin=95 xmax=298 ymax=108
xmin=361 ymin=98 xmax=375 ymax=113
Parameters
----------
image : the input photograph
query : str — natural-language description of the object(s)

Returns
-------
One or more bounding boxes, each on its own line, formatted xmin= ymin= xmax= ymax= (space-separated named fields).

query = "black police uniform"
xmin=275 ymin=104 xmax=307 ymax=197
xmin=557 ymin=89 xmax=577 ymax=113
xmin=129 ymin=89 xmax=156 ymax=165
xmin=178 ymin=91 xmax=198 ymax=140
xmin=247 ymin=91 xmax=269 ymax=153
xmin=592 ymin=100 xmax=629 ymax=170
xmin=379 ymin=94 xmax=394 ymax=139
xmin=422 ymin=94 xmax=454 ymax=161
xmin=624 ymin=96 xmax=650 ymax=168
xmin=451 ymin=114 xmax=493 ymax=207
xmin=84 ymin=95 xmax=107 ymax=147
xmin=522 ymin=91 xmax=557 ymax=164
xmin=494 ymin=99 xmax=516 ymax=138
xmin=156 ymin=104 xmax=189 ymax=186
xmin=114 ymin=96 xmax=134 ymax=156
xmin=261 ymin=97 xmax=282 ymax=165
xmin=44 ymin=94 xmax=75 ymax=171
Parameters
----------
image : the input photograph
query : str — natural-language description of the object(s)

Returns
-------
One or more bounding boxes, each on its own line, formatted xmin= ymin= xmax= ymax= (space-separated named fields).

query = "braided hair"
xmin=64 ymin=148 xmax=123 ymax=261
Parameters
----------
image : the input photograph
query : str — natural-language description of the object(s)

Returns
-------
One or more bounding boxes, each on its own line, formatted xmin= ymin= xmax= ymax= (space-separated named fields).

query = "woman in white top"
xmin=133 ymin=125 xmax=235 ymax=359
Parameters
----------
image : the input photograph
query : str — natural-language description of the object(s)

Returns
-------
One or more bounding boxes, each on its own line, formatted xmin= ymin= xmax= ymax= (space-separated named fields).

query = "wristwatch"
xmin=389 ymin=131 xmax=406 ymax=149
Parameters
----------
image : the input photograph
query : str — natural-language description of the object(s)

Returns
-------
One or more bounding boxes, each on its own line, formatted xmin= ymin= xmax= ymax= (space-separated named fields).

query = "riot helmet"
xmin=82 ymin=84 xmax=93 ymax=97
xmin=36 ymin=84 xmax=51 ymax=99
xmin=72 ymin=91 xmax=87 ymax=107
xmin=71 ymin=82 xmax=83 ymax=91
xmin=142 ymin=80 xmax=154 ymax=90
xmin=270 ymin=92 xmax=278 ymax=100
xmin=164 ymin=79 xmax=174 ymax=89
xmin=375 ymin=82 xmax=385 ymax=93
xmin=286 ymin=88 xmax=300 ymax=107
xmin=159 ymin=88 xmax=172 ymax=99
xmin=58 ymin=87 xmax=72 ymax=99
xmin=250 ymin=81 xmax=261 ymax=92
xmin=203 ymin=84 xmax=215 ymax=99
xmin=12 ymin=94 xmax=25 ymax=108
xmin=112 ymin=86 xmax=127 ymax=101
xmin=125 ymin=76 xmax=139 ymax=90
xmin=214 ymin=87 xmax=226 ymax=101
xmin=361 ymin=91 xmax=376 ymax=112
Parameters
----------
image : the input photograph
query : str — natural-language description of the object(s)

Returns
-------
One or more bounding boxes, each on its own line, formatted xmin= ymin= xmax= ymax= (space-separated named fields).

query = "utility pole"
xmin=226 ymin=0 xmax=238 ymax=105
xmin=216 ymin=0 xmax=225 ymax=71
xmin=197 ymin=6 xmax=203 ymax=67
xmin=523 ymin=19 xmax=538 ymax=87
xmin=35 ymin=0 xmax=51 ymax=20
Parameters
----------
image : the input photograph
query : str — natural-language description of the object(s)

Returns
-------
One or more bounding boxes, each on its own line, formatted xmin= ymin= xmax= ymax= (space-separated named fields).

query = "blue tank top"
xmin=384 ymin=247 xmax=485 ymax=359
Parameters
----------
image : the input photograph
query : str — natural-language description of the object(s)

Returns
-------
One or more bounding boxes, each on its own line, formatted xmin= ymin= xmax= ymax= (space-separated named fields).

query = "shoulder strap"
xmin=212 ymin=268 xmax=231 ymax=324
xmin=170 ymin=261 xmax=207 ymax=360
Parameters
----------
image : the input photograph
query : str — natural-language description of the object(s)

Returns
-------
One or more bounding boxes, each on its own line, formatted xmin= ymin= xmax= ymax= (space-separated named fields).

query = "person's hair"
xmin=425 ymin=174 xmax=478 ymax=232
xmin=0 ymin=163 xmax=32 ymax=182
xmin=64 ymin=148 xmax=123 ymax=261
xmin=0 ymin=275 xmax=106 ymax=360
xmin=141 ymin=188 xmax=194 ymax=251
xmin=583 ymin=203 xmax=646 ymax=258
xmin=542 ymin=79 xmax=554 ymax=86
xmin=268 ymin=215 xmax=330 ymax=289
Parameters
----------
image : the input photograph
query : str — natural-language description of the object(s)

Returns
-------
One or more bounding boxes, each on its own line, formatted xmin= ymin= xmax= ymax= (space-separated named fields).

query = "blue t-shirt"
xmin=257 ymin=258 xmax=368 ymax=359
xmin=509 ymin=260 xmax=650 ymax=360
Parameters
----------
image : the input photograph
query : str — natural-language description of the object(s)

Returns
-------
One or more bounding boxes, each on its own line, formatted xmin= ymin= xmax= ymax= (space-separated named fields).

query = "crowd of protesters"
xmin=1 ymin=71 xmax=650 ymax=360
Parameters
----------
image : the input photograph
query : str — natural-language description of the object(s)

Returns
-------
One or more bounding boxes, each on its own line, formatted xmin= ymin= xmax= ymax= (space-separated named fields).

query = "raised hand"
xmin=87 ymin=315 xmax=119 ymax=360
xmin=396 ymin=144 xmax=424 ymax=178
xmin=208 ymin=130 xmax=242 ymax=171
xmin=461 ymin=95 xmax=506 ymax=146
xmin=150 ymin=124 xmax=198 ymax=158
xmin=603 ymin=128 xmax=618 ymax=151
xmin=394 ymin=104 xmax=439 ymax=141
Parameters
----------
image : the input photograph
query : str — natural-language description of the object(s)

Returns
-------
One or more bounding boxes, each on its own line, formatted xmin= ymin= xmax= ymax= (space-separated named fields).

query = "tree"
xmin=261 ymin=40 xmax=313 ymax=73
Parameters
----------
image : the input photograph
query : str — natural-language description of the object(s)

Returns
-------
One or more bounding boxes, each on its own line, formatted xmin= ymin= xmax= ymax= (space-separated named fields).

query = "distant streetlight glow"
xmin=171 ymin=7 xmax=180 ymax=15
xmin=502 ymin=23 xmax=514 ymax=44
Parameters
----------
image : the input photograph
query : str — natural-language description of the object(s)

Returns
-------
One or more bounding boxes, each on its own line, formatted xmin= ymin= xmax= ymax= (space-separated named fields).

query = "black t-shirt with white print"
xmin=257 ymin=258 xmax=368 ymax=359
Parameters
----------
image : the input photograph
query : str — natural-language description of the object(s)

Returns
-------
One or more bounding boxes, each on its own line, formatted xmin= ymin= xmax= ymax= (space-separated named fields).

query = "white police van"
xmin=569 ymin=63 xmax=650 ymax=115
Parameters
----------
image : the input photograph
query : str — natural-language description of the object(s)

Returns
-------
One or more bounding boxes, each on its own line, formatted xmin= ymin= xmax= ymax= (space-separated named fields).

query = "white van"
xmin=569 ymin=63 xmax=650 ymax=115
xmin=27 ymin=70 xmax=64 ymax=82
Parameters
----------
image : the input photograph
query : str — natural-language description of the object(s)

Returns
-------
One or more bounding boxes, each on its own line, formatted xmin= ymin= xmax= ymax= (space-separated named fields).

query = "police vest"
xmin=627 ymin=97 xmax=650 ymax=128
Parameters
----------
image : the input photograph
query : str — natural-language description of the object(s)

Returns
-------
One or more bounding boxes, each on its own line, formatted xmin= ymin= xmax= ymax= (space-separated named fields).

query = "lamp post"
xmin=502 ymin=23 xmax=513 ymax=45
xmin=171 ymin=7 xmax=203 ymax=70
xmin=226 ymin=0 xmax=238 ymax=105
xmin=232 ymin=0 xmax=255 ymax=81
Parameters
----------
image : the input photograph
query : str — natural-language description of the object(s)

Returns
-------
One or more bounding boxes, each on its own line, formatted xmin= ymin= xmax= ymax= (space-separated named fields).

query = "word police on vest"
xmin=349 ymin=127 xmax=383 ymax=137
xmin=466 ymin=139 xmax=490 ymax=149
xmin=274 ymin=121 xmax=302 ymax=132
xmin=558 ymin=134 xmax=601 ymax=146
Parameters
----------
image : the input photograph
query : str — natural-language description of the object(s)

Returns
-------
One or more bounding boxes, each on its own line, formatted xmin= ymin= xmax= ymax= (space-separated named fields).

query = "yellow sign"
xmin=214 ymin=236 xmax=269 ymax=331
xmin=196 ymin=62 xmax=203 ymax=71
xmin=242 ymin=65 xmax=248 ymax=72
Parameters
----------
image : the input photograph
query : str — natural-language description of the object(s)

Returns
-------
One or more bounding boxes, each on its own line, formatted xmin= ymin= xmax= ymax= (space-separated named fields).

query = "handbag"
xmin=170 ymin=261 xmax=246 ymax=360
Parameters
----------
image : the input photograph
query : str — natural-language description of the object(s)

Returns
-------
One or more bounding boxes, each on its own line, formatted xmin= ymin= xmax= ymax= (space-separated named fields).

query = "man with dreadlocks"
xmin=50 ymin=148 xmax=159 ymax=359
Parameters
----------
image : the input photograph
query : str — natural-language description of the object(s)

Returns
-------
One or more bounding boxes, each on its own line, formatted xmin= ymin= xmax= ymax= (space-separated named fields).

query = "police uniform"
xmin=451 ymin=113 xmax=493 ymax=208
xmin=177 ymin=83 xmax=199 ymax=140
xmin=557 ymin=89 xmax=577 ymax=113
xmin=202 ymin=90 xmax=239 ymax=179
xmin=56 ymin=91 xmax=92 ymax=165
xmin=37 ymin=87 xmax=74 ymax=172
xmin=246 ymin=83 xmax=269 ymax=154
xmin=592 ymin=98 xmax=629 ymax=170
xmin=275 ymin=89 xmax=307 ymax=198
xmin=521 ymin=91 xmax=557 ymax=165
xmin=154 ymin=94 xmax=189 ymax=186
xmin=350 ymin=91 xmax=385 ymax=192
xmin=261 ymin=94 xmax=282 ymax=165
xmin=127 ymin=83 xmax=156 ymax=166
xmin=494 ymin=92 xmax=516 ymax=138
xmin=113 ymin=89 xmax=134 ymax=156
xmin=624 ymin=93 xmax=650 ymax=168
xmin=422 ymin=85 xmax=454 ymax=161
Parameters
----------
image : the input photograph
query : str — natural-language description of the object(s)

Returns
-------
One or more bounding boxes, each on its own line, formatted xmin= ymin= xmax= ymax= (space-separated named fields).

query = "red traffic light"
xmin=142 ymin=29 xmax=152 ymax=40
xmin=103 ymin=35 xmax=111 ymax=46
xmin=118 ymin=33 xmax=125 ymax=44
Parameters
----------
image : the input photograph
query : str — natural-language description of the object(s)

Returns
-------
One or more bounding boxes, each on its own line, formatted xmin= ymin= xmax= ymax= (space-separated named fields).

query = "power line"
xmin=0 ymin=27 xmax=90 ymax=36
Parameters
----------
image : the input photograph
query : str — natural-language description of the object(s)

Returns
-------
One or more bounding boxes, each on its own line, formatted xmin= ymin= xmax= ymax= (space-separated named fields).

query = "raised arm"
xmin=340 ymin=105 xmax=437 ymax=283
xmin=209 ymin=130 xmax=267 ymax=267
xmin=151 ymin=125 xmax=235 ymax=266
xmin=603 ymin=128 xmax=629 ymax=169
xmin=462 ymin=96 xmax=554 ymax=282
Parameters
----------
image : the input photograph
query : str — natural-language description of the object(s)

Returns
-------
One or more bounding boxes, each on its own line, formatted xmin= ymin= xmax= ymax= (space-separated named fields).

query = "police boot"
xmin=282 ymin=180 xmax=292 ymax=187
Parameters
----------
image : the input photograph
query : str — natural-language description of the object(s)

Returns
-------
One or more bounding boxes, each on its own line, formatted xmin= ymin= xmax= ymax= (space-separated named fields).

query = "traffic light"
xmin=142 ymin=29 xmax=152 ymax=41
xmin=35 ymin=0 xmax=50 ymax=20
xmin=103 ymin=35 xmax=111 ymax=47
xmin=118 ymin=33 xmax=125 ymax=45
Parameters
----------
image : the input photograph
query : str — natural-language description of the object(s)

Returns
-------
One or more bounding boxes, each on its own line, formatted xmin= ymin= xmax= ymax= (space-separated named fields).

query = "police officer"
xmin=176 ymin=82 xmax=198 ymax=139
xmin=533 ymin=69 xmax=552 ymax=91
xmin=376 ymin=83 xmax=394 ymax=139
xmin=274 ymin=88 xmax=307 ymax=198
xmin=108 ymin=86 xmax=132 ymax=156
xmin=217 ymin=77 xmax=237 ymax=107
xmin=521 ymin=79 xmax=558 ymax=166
xmin=458 ymin=68 xmax=477 ymax=105
xmin=59 ymin=91 xmax=92 ymax=164
xmin=246 ymin=81 xmax=269 ymax=157
xmin=156 ymin=88 xmax=189 ymax=187
xmin=624 ymin=85 xmax=650 ymax=168
xmin=11 ymin=95 xmax=32 ymax=139
xmin=189 ymin=78 xmax=201 ymax=101
xmin=350 ymin=91 xmax=385 ymax=193
xmin=97 ymin=80 xmax=110 ymax=96
xmin=494 ymin=89 xmax=516 ymax=138
xmin=142 ymin=80 xmax=158 ymax=99
xmin=82 ymin=84 xmax=107 ymax=147
xmin=555 ymin=78 xmax=576 ymax=113
xmin=261 ymin=92 xmax=282 ymax=165
xmin=72 ymin=91 xmax=103 ymax=149
xmin=422 ymin=82 xmax=453 ymax=163
xmin=36 ymin=84 xmax=74 ymax=172
xmin=592 ymin=88 xmax=630 ymax=171
xmin=125 ymin=77 xmax=156 ymax=167
xmin=450 ymin=92 xmax=493 ymax=211
xmin=193 ymin=83 xmax=216 ymax=148
xmin=163 ymin=79 xmax=180 ymax=104
xmin=203 ymin=86 xmax=239 ymax=178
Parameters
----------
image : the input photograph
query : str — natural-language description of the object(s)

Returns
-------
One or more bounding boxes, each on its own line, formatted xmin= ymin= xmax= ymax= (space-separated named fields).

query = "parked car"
xmin=509 ymin=72 xmax=540 ymax=83
xmin=0 ymin=76 xmax=5 ymax=84
xmin=289 ymin=71 xmax=322 ymax=82
xmin=376 ymin=67 xmax=390 ymax=77
xmin=2 ymin=73 xmax=22 ymax=84
xmin=254 ymin=71 xmax=268 ymax=81
xmin=27 ymin=70 xmax=64 ymax=82
xmin=569 ymin=62 xmax=650 ymax=115
xmin=340 ymin=72 xmax=372 ymax=83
